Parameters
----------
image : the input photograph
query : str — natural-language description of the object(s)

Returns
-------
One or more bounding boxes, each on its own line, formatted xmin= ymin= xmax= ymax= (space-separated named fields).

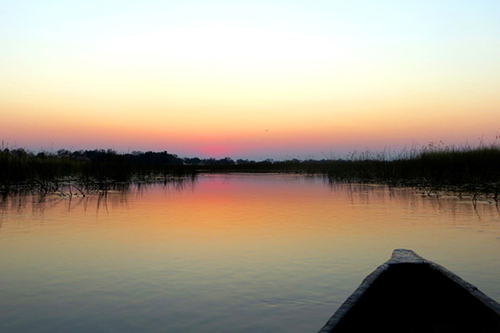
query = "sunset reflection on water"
xmin=1 ymin=174 xmax=499 ymax=332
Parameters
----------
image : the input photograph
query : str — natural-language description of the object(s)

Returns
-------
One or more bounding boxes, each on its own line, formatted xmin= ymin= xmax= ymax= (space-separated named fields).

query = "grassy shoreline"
xmin=1 ymin=145 xmax=499 ymax=203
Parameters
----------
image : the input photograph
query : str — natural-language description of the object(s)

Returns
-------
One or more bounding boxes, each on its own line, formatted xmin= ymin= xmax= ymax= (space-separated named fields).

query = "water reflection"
xmin=133 ymin=176 xmax=197 ymax=195
xmin=1 ymin=175 xmax=498 ymax=227
xmin=0 ymin=176 xmax=198 ymax=216
xmin=0 ymin=174 xmax=499 ymax=333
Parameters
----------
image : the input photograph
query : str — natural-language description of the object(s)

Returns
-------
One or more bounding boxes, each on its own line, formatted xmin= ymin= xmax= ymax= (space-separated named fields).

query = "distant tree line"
xmin=0 ymin=147 xmax=291 ymax=190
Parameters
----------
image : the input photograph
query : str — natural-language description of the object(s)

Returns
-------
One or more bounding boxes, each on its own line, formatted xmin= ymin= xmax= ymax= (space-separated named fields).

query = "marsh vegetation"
xmin=1 ymin=143 xmax=499 ymax=203
xmin=0 ymin=148 xmax=192 ymax=195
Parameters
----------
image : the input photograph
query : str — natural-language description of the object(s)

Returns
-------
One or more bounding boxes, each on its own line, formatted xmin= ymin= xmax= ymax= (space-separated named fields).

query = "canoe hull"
xmin=319 ymin=249 xmax=500 ymax=332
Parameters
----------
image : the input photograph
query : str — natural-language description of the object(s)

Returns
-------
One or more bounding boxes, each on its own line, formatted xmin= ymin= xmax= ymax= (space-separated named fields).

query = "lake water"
xmin=1 ymin=174 xmax=499 ymax=332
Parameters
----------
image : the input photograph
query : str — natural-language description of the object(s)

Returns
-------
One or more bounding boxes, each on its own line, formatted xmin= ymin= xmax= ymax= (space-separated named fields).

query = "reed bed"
xmin=321 ymin=145 xmax=500 ymax=204
xmin=1 ymin=144 xmax=499 ymax=203
xmin=194 ymin=144 xmax=500 ymax=203
xmin=0 ymin=148 xmax=192 ymax=195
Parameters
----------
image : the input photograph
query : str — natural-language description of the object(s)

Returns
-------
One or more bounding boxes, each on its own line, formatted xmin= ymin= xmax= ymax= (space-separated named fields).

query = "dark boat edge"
xmin=318 ymin=249 xmax=500 ymax=333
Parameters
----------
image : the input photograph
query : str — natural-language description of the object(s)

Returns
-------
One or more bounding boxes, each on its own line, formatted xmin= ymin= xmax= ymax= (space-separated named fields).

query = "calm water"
xmin=1 ymin=174 xmax=499 ymax=332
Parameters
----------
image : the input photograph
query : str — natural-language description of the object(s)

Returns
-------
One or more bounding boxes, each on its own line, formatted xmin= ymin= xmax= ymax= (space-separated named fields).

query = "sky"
xmin=1 ymin=0 xmax=499 ymax=160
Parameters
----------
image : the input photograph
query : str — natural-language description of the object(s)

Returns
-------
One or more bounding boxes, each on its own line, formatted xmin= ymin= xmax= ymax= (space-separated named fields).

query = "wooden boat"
xmin=319 ymin=249 xmax=500 ymax=332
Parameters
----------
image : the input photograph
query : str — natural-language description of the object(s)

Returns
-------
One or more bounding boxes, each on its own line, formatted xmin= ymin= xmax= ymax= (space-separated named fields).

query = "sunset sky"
xmin=1 ymin=1 xmax=499 ymax=160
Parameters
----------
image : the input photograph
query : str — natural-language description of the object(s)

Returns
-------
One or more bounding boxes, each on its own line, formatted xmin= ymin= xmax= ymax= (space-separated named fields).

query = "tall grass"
xmin=323 ymin=145 xmax=499 ymax=182
xmin=0 ymin=147 xmax=191 ymax=194
xmin=1 ymin=143 xmax=499 ymax=199
xmin=321 ymin=144 xmax=500 ymax=203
